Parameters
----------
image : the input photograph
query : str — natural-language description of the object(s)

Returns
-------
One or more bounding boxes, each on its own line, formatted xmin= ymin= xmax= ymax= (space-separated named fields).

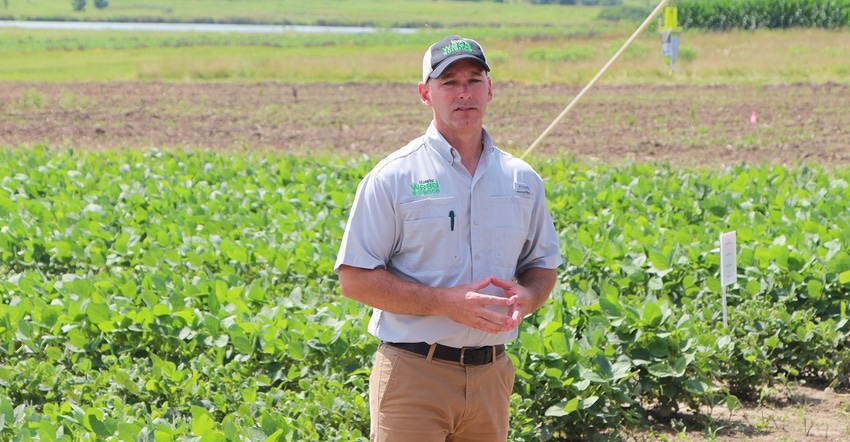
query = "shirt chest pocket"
xmin=395 ymin=197 xmax=461 ymax=272
xmin=492 ymin=195 xmax=533 ymax=269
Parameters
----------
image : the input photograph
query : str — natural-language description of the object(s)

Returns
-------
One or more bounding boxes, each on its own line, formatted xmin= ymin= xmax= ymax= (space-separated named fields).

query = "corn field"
xmin=679 ymin=0 xmax=850 ymax=30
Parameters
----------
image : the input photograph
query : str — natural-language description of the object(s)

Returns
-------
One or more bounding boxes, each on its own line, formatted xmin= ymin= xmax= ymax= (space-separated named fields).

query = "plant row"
xmin=1 ymin=146 xmax=849 ymax=440
xmin=515 ymin=160 xmax=850 ymax=438
xmin=678 ymin=0 xmax=850 ymax=30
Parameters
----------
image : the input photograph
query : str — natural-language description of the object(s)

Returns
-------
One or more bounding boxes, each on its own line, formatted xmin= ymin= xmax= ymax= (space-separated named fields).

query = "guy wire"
xmin=519 ymin=0 xmax=672 ymax=160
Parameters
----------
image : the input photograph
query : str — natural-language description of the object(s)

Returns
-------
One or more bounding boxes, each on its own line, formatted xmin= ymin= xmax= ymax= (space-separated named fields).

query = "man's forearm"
xmin=516 ymin=267 xmax=558 ymax=313
xmin=337 ymin=265 xmax=444 ymax=316
xmin=337 ymin=265 xmax=517 ymax=334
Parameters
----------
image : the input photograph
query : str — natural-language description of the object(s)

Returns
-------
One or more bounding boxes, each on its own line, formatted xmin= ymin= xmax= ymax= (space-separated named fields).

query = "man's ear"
xmin=487 ymin=76 xmax=493 ymax=103
xmin=418 ymin=82 xmax=432 ymax=107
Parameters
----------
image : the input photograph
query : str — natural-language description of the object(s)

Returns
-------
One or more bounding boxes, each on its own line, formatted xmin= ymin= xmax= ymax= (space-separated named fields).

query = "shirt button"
xmin=473 ymin=218 xmax=479 ymax=225
xmin=474 ymin=253 xmax=481 ymax=260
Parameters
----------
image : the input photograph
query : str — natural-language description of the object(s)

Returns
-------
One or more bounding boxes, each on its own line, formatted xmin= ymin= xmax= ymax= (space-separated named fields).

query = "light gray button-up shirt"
xmin=335 ymin=123 xmax=562 ymax=348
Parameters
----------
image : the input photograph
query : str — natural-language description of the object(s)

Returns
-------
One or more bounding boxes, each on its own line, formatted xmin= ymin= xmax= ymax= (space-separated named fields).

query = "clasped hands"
xmin=443 ymin=276 xmax=531 ymax=334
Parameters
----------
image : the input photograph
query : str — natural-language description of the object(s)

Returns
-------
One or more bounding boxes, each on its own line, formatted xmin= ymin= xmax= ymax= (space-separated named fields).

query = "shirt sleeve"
xmin=516 ymin=174 xmax=563 ymax=276
xmin=334 ymin=171 xmax=397 ymax=273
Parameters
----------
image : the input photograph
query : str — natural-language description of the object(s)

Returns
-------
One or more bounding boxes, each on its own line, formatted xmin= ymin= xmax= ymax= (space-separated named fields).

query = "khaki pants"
xmin=369 ymin=342 xmax=515 ymax=442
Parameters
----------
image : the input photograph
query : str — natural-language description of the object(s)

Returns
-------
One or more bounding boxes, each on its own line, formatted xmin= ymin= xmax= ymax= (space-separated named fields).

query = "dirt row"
xmin=2 ymin=81 xmax=849 ymax=168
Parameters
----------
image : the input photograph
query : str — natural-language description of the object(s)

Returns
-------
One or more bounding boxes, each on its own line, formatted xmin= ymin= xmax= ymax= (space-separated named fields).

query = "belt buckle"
xmin=459 ymin=346 xmax=492 ymax=366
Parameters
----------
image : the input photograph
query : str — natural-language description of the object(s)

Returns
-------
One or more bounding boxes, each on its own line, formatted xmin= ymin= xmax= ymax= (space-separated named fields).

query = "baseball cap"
xmin=422 ymin=35 xmax=490 ymax=83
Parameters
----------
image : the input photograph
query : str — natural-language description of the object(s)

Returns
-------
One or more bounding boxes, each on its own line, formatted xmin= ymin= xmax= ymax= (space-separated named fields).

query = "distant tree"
xmin=94 ymin=0 xmax=108 ymax=9
xmin=597 ymin=4 xmax=653 ymax=21
xmin=72 ymin=0 xmax=86 ymax=11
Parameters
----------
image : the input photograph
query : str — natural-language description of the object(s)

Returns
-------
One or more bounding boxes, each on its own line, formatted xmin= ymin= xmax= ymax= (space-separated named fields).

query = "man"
xmin=335 ymin=35 xmax=562 ymax=441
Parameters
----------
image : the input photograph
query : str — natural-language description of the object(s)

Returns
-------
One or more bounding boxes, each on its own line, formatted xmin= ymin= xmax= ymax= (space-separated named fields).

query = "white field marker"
xmin=719 ymin=231 xmax=737 ymax=327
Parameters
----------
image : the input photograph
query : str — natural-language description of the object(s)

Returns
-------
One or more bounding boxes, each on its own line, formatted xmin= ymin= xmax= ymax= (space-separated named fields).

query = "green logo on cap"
xmin=442 ymin=41 xmax=473 ymax=56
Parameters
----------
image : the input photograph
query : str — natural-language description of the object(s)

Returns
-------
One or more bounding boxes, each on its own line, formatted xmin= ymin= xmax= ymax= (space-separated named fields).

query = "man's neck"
xmin=443 ymin=131 xmax=483 ymax=175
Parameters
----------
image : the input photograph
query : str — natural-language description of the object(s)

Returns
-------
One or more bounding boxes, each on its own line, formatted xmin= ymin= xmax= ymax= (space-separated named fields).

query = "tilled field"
xmin=1 ymin=81 xmax=848 ymax=168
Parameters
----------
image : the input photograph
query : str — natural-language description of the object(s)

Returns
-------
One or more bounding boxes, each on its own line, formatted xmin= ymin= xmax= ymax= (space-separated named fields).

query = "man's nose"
xmin=458 ymin=82 xmax=472 ymax=99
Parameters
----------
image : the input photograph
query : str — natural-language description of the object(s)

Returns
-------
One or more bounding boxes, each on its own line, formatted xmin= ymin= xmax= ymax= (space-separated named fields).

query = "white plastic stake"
xmin=719 ymin=231 xmax=737 ymax=327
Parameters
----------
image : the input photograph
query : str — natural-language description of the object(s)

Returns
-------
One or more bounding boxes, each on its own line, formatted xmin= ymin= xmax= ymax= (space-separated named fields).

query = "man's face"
xmin=419 ymin=58 xmax=493 ymax=136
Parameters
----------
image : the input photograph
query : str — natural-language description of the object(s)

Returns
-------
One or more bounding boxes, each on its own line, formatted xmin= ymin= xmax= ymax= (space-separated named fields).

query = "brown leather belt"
xmin=384 ymin=341 xmax=505 ymax=366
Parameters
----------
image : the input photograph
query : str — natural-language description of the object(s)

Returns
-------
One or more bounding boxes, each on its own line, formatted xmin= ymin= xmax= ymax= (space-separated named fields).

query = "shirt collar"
xmin=425 ymin=122 xmax=496 ymax=166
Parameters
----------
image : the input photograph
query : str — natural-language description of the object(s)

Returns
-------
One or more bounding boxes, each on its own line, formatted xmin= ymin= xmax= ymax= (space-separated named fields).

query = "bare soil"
xmin=1 ymin=81 xmax=849 ymax=168
xmin=629 ymin=381 xmax=850 ymax=442
xmin=1 ymin=81 xmax=849 ymax=441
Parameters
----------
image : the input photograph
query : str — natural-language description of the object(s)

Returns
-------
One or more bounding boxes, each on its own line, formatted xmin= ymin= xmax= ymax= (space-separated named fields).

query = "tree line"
xmin=72 ymin=0 xmax=109 ymax=12
xmin=461 ymin=0 xmax=849 ymax=29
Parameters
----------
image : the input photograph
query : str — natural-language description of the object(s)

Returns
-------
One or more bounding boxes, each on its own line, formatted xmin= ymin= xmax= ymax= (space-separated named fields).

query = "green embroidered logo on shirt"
xmin=411 ymin=179 xmax=440 ymax=196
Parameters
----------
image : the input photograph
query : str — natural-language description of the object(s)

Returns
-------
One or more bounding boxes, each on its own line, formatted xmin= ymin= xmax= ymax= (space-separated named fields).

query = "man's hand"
xmin=490 ymin=276 xmax=533 ymax=332
xmin=490 ymin=268 xmax=557 ymax=332
xmin=441 ymin=277 xmax=517 ymax=334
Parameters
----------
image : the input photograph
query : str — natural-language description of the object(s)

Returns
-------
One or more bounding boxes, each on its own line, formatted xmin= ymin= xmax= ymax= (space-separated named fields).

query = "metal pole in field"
xmin=519 ymin=0 xmax=671 ymax=160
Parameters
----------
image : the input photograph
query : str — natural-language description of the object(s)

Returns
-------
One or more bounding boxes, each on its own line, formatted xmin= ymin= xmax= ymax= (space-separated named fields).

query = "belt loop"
xmin=491 ymin=346 xmax=497 ymax=365
xmin=425 ymin=343 xmax=437 ymax=362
